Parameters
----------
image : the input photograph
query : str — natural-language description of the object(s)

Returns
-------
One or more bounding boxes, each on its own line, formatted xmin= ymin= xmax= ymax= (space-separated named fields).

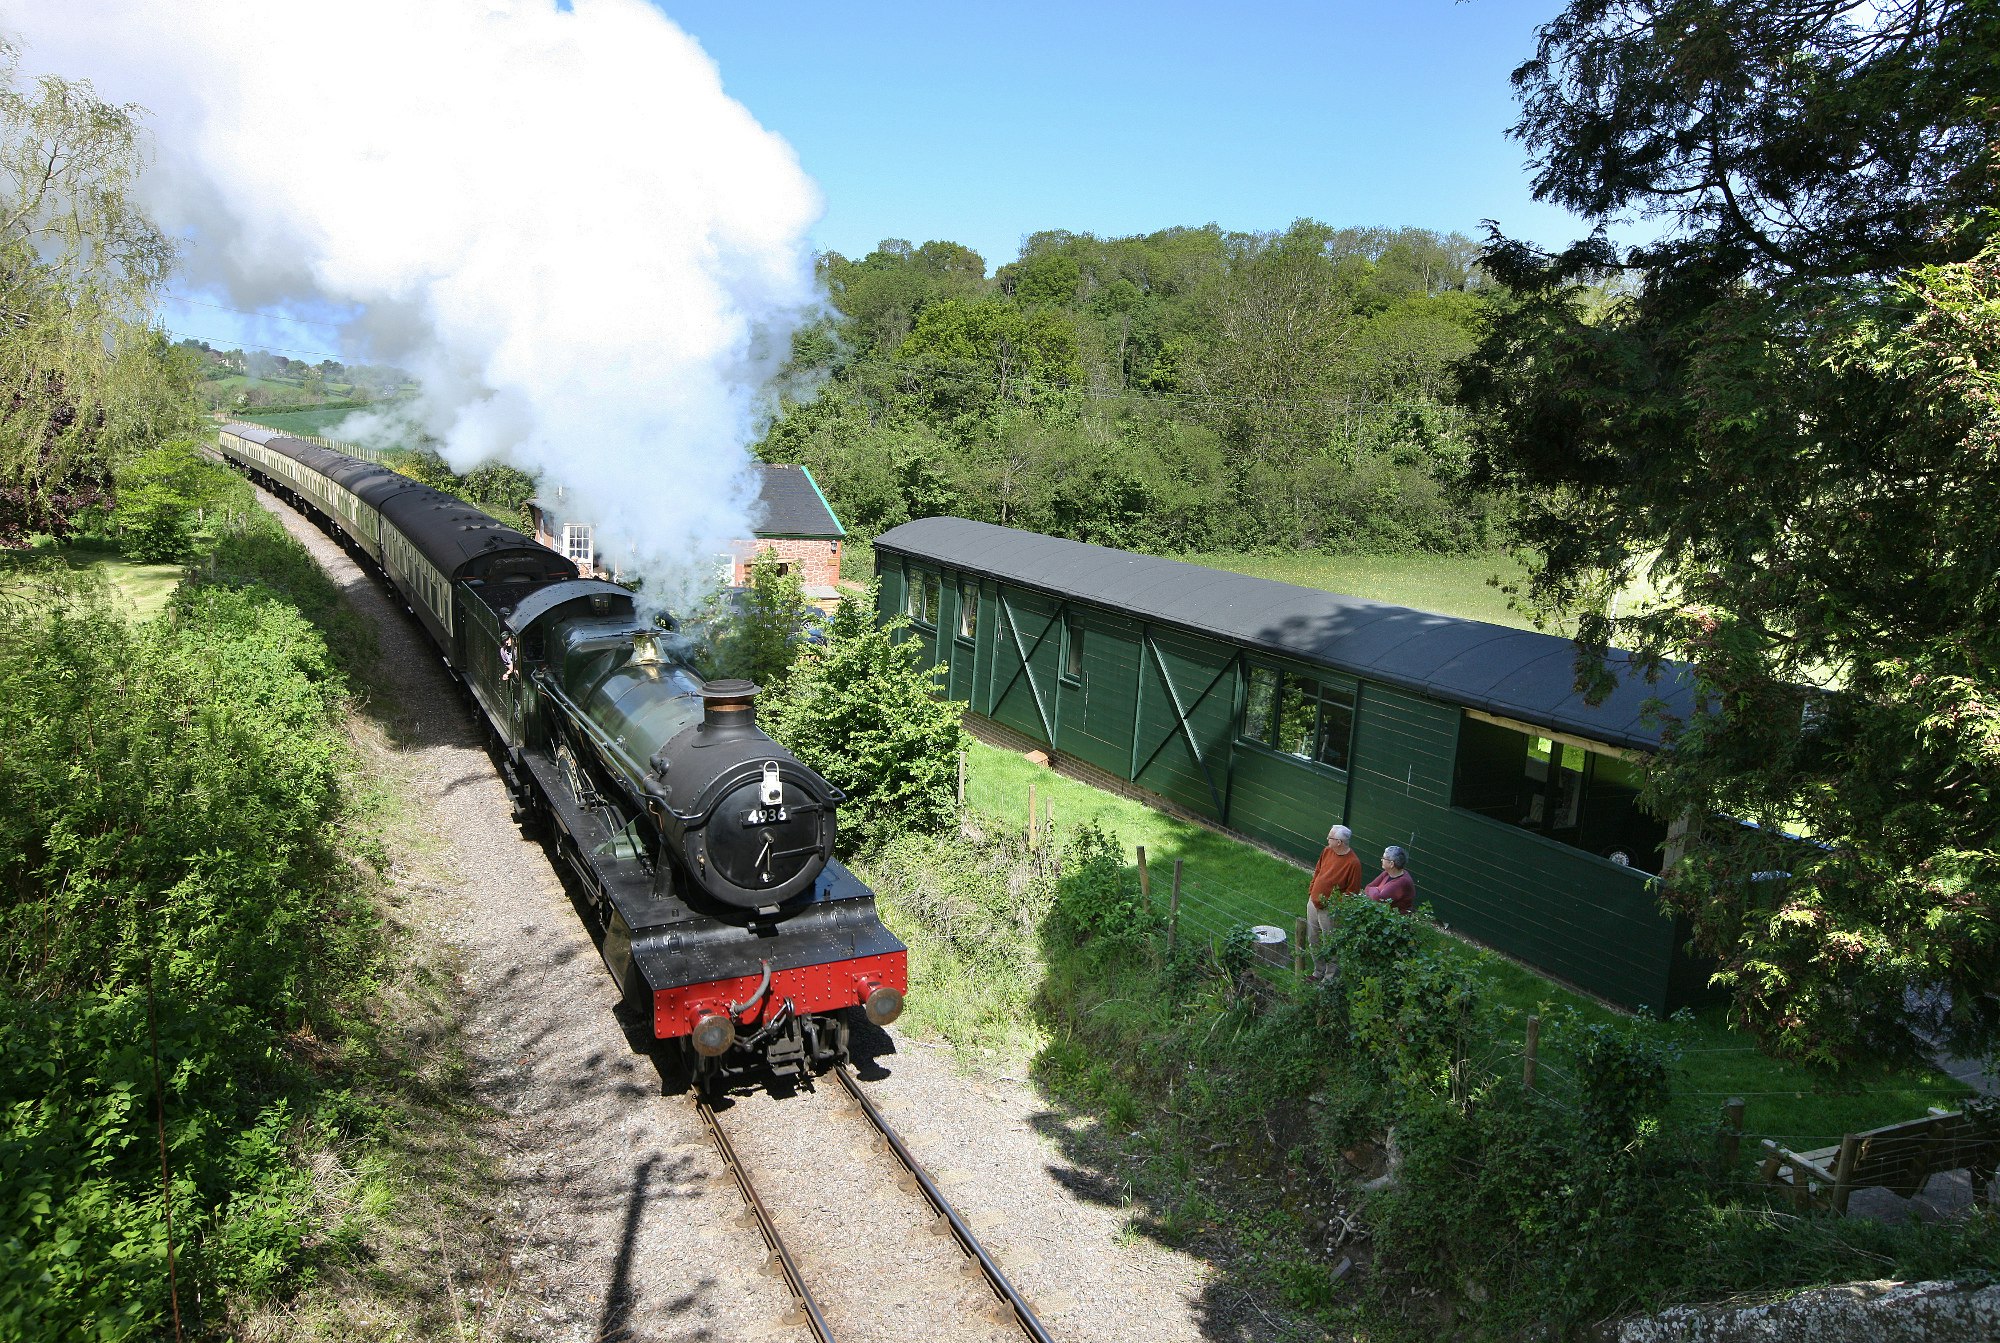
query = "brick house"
xmin=528 ymin=463 xmax=846 ymax=608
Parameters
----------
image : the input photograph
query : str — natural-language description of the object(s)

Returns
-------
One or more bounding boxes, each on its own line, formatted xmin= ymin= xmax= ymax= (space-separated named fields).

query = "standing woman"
xmin=1365 ymin=845 xmax=1416 ymax=915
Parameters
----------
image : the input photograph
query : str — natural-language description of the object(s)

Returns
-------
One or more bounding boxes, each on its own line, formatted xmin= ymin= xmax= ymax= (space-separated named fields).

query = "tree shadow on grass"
xmin=1013 ymin=916 xmax=1356 ymax=1342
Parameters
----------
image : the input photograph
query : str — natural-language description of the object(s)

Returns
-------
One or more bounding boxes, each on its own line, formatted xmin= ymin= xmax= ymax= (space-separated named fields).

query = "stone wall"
xmin=1607 ymin=1280 xmax=2000 ymax=1343
xmin=724 ymin=537 xmax=841 ymax=594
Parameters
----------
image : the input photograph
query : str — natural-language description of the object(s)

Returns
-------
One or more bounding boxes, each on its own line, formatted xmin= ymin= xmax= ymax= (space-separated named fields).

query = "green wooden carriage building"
xmin=872 ymin=517 xmax=1712 ymax=1014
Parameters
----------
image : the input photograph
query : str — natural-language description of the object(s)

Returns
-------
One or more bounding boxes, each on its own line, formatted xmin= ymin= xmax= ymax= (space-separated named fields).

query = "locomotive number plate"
xmin=745 ymin=805 xmax=789 ymax=826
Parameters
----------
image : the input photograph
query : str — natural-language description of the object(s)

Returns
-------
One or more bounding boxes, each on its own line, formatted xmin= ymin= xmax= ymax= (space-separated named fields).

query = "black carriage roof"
xmin=873 ymin=516 xmax=1698 ymax=753
xmin=221 ymin=423 xmax=557 ymax=578
xmin=492 ymin=577 xmax=637 ymax=634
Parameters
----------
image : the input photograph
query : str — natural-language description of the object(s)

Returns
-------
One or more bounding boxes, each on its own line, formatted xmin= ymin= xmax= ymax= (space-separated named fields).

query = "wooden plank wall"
xmin=1054 ymin=605 xmax=1141 ymax=777
xmin=876 ymin=554 xmax=1682 ymax=1014
xmin=1228 ymin=745 xmax=1349 ymax=860
xmin=1342 ymin=683 xmax=1677 ymax=1012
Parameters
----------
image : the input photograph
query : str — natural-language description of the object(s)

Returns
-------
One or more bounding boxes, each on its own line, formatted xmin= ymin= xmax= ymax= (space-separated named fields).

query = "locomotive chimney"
xmin=699 ymin=679 xmax=759 ymax=736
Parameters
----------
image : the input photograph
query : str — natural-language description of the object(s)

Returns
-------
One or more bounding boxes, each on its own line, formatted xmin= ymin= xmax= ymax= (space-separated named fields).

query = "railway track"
xmin=696 ymin=1066 xmax=1056 ymax=1343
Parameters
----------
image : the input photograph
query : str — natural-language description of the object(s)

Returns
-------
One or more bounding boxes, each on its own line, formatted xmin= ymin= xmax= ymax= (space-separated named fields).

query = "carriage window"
xmin=905 ymin=569 xmax=940 ymax=627
xmin=1452 ymin=712 xmax=1667 ymax=871
xmin=1241 ymin=666 xmax=1276 ymax=745
xmin=958 ymin=585 xmax=978 ymax=641
xmin=1244 ymin=669 xmax=1353 ymax=770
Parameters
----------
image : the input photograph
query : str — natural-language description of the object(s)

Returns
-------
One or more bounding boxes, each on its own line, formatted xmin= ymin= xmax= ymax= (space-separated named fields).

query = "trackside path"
xmin=257 ymin=488 xmax=795 ymax=1341
xmin=259 ymin=484 xmax=1231 ymax=1343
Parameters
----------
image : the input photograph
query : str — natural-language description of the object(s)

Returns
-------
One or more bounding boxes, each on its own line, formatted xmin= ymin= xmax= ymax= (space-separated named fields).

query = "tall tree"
xmin=1463 ymin=0 xmax=1999 ymax=1061
xmin=0 ymin=44 xmax=194 ymax=542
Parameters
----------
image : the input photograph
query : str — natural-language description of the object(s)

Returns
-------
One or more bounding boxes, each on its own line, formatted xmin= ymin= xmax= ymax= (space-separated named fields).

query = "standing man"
xmin=1306 ymin=824 xmax=1363 ymax=950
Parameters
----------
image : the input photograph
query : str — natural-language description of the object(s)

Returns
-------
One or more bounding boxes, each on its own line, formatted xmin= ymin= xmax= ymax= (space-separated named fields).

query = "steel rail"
xmin=694 ymin=1095 xmax=838 ymax=1343
xmin=833 ymin=1065 xmax=1057 ymax=1343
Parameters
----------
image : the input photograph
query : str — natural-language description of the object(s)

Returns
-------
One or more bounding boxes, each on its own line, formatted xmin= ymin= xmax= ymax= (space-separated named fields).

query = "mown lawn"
xmin=1 ymin=545 xmax=183 ymax=620
xmin=1174 ymin=548 xmax=1546 ymax=630
xmin=960 ymin=734 xmax=1970 ymax=1149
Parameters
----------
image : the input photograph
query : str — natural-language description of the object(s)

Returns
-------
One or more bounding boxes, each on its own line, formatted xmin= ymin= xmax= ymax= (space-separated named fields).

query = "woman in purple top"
xmin=1364 ymin=845 xmax=1416 ymax=914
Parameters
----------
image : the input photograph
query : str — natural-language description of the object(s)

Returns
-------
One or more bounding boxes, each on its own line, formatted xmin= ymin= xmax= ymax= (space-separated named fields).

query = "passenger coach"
xmin=874 ymin=517 xmax=1712 ymax=1015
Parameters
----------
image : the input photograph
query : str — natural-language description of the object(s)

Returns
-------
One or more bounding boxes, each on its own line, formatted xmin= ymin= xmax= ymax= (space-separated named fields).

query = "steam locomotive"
xmin=215 ymin=424 xmax=907 ymax=1086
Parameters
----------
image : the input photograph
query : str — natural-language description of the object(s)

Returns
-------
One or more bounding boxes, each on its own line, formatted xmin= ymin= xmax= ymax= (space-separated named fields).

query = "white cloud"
xmin=8 ymin=0 xmax=823 ymax=609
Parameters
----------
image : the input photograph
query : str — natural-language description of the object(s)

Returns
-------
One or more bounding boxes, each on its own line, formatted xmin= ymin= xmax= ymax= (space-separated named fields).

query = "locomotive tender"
xmin=215 ymin=424 xmax=907 ymax=1085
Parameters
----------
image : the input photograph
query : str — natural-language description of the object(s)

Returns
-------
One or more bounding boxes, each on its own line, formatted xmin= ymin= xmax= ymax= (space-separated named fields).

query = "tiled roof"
xmin=753 ymin=465 xmax=844 ymax=539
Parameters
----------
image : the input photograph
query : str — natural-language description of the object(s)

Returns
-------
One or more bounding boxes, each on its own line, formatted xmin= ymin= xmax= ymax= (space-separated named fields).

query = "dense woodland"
xmin=758 ymin=223 xmax=1498 ymax=556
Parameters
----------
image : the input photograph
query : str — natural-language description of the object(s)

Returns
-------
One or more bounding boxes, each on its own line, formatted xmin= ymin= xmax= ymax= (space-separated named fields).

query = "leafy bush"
xmin=763 ymin=583 xmax=964 ymax=853
xmin=112 ymin=440 xmax=241 ymax=563
xmin=1052 ymin=821 xmax=1153 ymax=941
xmin=0 ymin=557 xmax=376 ymax=1337
xmin=194 ymin=505 xmax=378 ymax=678
xmin=710 ymin=553 xmax=816 ymax=692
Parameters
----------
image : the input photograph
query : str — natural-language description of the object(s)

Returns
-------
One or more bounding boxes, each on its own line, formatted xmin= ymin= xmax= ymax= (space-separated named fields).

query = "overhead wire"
xmin=161 ymin=327 xmax=350 ymax=361
xmin=164 ymin=292 xmax=348 ymax=329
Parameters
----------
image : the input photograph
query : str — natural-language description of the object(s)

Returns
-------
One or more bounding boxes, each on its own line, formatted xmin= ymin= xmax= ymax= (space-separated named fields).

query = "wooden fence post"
xmin=957 ymin=749 xmax=966 ymax=806
xmin=1027 ymin=783 xmax=1038 ymax=849
xmin=1523 ymin=1015 xmax=1541 ymax=1092
xmin=1718 ymin=1097 xmax=1746 ymax=1172
xmin=1293 ymin=917 xmax=1307 ymax=991
xmin=1136 ymin=846 xmax=1150 ymax=912
xmin=1167 ymin=859 xmax=1182 ymax=958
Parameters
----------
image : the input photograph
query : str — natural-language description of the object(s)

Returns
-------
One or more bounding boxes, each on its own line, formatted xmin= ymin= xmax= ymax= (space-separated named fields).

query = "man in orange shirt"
xmin=1306 ymin=823 xmax=1363 ymax=953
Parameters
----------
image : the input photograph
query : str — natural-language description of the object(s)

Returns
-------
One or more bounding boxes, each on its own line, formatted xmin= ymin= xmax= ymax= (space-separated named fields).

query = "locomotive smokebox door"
xmin=656 ymin=680 xmax=842 ymax=909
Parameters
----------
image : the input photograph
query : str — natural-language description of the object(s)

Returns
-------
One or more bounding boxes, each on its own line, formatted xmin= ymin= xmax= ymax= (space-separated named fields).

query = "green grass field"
xmin=238 ymin=406 xmax=373 ymax=438
xmin=1 ymin=545 xmax=183 ymax=620
xmin=960 ymin=735 xmax=1968 ymax=1146
xmin=1174 ymin=549 xmax=1549 ymax=630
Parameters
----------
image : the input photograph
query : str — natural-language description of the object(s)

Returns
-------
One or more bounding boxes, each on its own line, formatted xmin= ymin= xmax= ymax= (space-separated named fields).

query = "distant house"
xmin=528 ymin=463 xmax=847 ymax=607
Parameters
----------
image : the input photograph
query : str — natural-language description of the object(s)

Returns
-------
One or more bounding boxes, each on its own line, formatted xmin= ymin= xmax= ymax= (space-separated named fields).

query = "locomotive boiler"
xmin=214 ymin=424 xmax=906 ymax=1086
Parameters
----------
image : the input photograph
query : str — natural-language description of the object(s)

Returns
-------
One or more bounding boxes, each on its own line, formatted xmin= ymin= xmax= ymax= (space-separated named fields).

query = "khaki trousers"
xmin=1305 ymin=896 xmax=1333 ymax=948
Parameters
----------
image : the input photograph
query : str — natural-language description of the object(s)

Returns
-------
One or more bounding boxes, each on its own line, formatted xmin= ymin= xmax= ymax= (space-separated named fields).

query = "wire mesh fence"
xmin=953 ymin=759 xmax=1998 ymax=1187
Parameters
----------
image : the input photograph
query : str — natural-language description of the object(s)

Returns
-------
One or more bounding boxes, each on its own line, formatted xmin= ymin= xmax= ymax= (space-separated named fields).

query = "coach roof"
xmin=227 ymin=424 xmax=552 ymax=576
xmin=874 ymin=516 xmax=1698 ymax=753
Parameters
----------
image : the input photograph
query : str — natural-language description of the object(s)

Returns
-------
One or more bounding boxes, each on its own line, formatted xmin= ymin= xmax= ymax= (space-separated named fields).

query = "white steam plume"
xmin=8 ymin=0 xmax=823 ymax=610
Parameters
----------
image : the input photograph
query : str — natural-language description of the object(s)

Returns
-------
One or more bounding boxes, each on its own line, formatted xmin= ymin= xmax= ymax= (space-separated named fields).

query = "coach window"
xmin=1241 ymin=668 xmax=1353 ymax=771
xmin=957 ymin=584 xmax=978 ymax=641
xmin=1451 ymin=712 xmax=1667 ymax=870
xmin=906 ymin=569 xmax=940 ymax=627
xmin=1062 ymin=615 xmax=1084 ymax=682
xmin=1240 ymin=666 xmax=1277 ymax=746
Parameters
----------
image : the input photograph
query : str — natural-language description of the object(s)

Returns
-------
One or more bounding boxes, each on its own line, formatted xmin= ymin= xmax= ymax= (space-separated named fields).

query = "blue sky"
xmin=166 ymin=0 xmax=1608 ymax=357
xmin=662 ymin=0 xmax=1602 ymax=267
